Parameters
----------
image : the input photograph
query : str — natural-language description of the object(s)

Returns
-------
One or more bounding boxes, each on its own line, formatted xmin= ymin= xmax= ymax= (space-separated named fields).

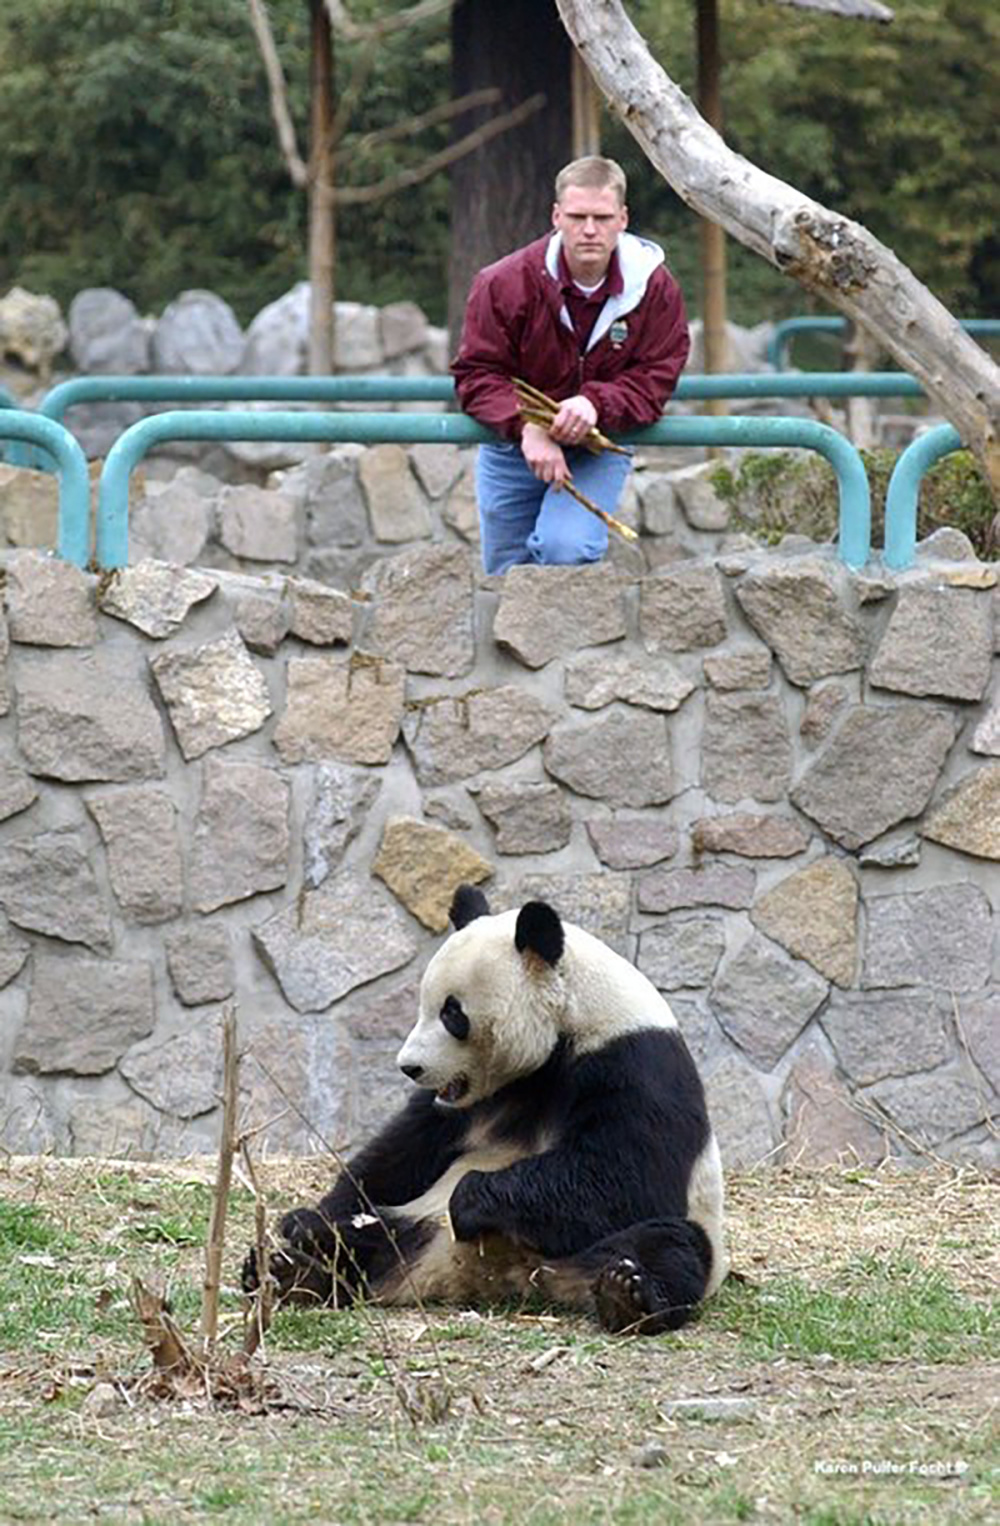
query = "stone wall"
xmin=0 ymin=524 xmax=996 ymax=1172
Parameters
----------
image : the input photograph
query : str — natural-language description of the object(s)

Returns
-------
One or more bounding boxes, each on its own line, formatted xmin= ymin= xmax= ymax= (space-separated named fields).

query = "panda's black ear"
xmin=450 ymin=883 xmax=491 ymax=930
xmin=515 ymin=900 xmax=564 ymax=967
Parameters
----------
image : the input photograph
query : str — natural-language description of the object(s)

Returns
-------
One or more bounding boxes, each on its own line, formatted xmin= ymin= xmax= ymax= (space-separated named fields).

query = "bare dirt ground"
xmin=0 ymin=1156 xmax=996 ymax=1525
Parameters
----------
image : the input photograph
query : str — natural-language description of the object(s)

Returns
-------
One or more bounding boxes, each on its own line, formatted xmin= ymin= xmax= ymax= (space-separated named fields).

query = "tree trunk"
xmin=555 ymin=0 xmax=1000 ymax=497
xmin=447 ymin=0 xmax=574 ymax=346
xmin=307 ymin=0 xmax=335 ymax=376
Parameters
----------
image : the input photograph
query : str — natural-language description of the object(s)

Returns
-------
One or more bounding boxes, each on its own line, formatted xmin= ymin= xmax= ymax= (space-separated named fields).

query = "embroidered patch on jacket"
xmin=609 ymin=319 xmax=629 ymax=348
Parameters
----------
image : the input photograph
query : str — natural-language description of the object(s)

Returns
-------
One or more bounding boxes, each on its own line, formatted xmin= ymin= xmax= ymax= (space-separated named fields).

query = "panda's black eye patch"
xmin=440 ymin=996 xmax=470 ymax=1041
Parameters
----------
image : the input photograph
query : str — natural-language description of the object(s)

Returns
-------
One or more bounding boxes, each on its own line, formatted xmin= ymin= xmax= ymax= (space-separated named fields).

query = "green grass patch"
xmin=711 ymin=1254 xmax=997 ymax=1363
xmin=0 ymin=1200 xmax=58 ymax=1251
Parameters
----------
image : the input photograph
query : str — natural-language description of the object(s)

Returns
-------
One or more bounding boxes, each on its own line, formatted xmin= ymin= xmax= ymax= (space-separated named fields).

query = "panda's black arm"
xmin=449 ymin=1033 xmax=710 ymax=1257
xmin=447 ymin=1138 xmax=658 ymax=1257
xmin=310 ymin=1088 xmax=469 ymax=1226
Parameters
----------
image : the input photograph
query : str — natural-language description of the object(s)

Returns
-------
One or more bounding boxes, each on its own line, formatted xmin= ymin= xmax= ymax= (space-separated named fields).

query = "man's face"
xmin=552 ymin=184 xmax=628 ymax=284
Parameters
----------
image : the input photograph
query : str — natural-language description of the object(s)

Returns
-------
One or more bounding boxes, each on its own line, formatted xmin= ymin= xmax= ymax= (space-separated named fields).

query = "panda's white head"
xmin=397 ymin=885 xmax=567 ymax=1108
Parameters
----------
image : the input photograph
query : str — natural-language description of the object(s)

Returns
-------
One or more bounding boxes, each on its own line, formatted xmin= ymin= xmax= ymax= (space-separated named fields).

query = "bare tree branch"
xmin=246 ymin=0 xmax=308 ymax=189
xmin=325 ymin=0 xmax=454 ymax=42
xmin=334 ymin=93 xmax=547 ymax=205
xmin=353 ymin=86 xmax=502 ymax=154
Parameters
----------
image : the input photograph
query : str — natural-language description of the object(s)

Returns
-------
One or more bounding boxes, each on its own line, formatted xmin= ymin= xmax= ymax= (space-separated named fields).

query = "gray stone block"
xmin=711 ymin=934 xmax=828 ymax=1070
xmin=362 ymin=546 xmax=475 ymax=677
xmin=252 ymin=872 xmax=418 ymax=1013
xmin=151 ymin=628 xmax=272 ymax=760
xmin=862 ymin=884 xmax=993 ymax=992
xmin=821 ymin=989 xmax=953 ymax=1085
xmin=0 ymin=829 xmax=112 ymax=952
xmin=545 ymin=706 xmax=675 ymax=808
xmin=702 ymin=691 xmax=792 ymax=804
xmin=791 ymin=704 xmax=956 ymax=849
xmin=637 ymin=916 xmax=726 ymax=990
xmin=494 ymin=564 xmax=627 ymax=670
xmin=640 ymin=562 xmax=728 ymax=652
xmin=190 ymin=757 xmax=290 ymax=913
xmin=86 ymin=786 xmax=184 ymax=924
xmin=870 ymin=584 xmax=993 ymax=702
xmin=165 ymin=923 xmax=235 ymax=1007
xmin=735 ymin=557 xmax=865 ymax=685
xmin=403 ymin=685 xmax=554 ymax=786
xmin=14 ymin=955 xmax=155 ymax=1076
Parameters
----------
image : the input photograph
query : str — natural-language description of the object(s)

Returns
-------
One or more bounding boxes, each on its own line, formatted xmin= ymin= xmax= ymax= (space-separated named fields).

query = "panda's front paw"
xmin=279 ymin=1205 xmax=337 ymax=1256
xmin=448 ymin=1171 xmax=494 ymax=1241
xmin=242 ymin=1238 xmax=336 ymax=1307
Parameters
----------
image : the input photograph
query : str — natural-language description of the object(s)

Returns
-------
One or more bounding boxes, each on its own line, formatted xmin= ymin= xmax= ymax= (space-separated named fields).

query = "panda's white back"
xmin=558 ymin=920 xmax=679 ymax=1054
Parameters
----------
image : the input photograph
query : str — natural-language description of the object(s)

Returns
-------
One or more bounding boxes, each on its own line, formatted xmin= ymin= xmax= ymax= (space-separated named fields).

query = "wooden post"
xmin=307 ymin=0 xmax=335 ymax=376
xmin=696 ymin=0 xmax=728 ymax=415
xmin=571 ymin=49 xmax=601 ymax=157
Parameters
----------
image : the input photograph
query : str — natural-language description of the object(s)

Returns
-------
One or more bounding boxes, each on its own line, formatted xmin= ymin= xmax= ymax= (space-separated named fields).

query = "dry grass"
xmin=0 ymin=1155 xmax=996 ymax=1524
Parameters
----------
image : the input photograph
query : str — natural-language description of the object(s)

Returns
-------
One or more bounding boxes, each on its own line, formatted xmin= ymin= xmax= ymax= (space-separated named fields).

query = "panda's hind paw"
xmin=594 ymin=1256 xmax=651 ymax=1335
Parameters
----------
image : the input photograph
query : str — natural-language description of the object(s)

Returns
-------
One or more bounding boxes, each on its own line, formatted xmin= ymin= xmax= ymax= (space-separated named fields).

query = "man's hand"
xmin=521 ymin=421 xmax=570 ymax=486
xmin=549 ymin=394 xmax=598 ymax=447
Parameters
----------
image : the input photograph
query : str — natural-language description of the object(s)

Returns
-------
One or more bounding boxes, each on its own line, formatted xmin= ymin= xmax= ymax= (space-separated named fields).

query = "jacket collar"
xmin=545 ymin=231 xmax=666 ymax=350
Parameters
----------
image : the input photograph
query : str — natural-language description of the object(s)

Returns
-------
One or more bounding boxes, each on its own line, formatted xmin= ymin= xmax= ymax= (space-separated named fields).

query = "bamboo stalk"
xmin=240 ymin=1138 xmax=274 ymax=1358
xmin=513 ymin=377 xmax=631 ymax=456
xmin=560 ymin=477 xmax=639 ymax=543
xmin=201 ymin=1003 xmax=239 ymax=1350
xmin=511 ymin=377 xmax=638 ymax=543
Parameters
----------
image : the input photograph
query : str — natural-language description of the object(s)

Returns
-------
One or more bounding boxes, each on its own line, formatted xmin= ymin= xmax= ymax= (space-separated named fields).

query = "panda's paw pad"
xmin=594 ymin=1256 xmax=654 ymax=1334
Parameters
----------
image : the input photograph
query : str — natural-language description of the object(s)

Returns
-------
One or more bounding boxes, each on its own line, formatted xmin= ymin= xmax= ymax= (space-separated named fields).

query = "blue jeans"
xmin=475 ymin=442 xmax=632 ymax=575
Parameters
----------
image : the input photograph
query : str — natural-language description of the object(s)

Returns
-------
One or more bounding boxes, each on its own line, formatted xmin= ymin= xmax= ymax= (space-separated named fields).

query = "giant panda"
xmin=244 ymin=885 xmax=727 ymax=1335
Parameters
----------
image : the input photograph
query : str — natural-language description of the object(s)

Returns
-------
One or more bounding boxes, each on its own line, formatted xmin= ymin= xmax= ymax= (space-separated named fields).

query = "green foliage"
xmin=0 ymin=0 xmax=310 ymax=320
xmin=0 ymin=0 xmax=452 ymax=324
xmin=616 ymin=0 xmax=1000 ymax=322
xmin=710 ymin=447 xmax=998 ymax=557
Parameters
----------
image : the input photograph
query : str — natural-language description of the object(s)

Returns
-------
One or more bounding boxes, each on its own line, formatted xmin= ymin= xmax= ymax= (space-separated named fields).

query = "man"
xmin=452 ymin=156 xmax=690 ymax=575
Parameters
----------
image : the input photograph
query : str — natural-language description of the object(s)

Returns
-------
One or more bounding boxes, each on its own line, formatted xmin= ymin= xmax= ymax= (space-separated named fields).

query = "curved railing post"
xmin=98 ymin=408 xmax=870 ymax=571
xmin=0 ymin=413 xmax=91 ymax=566
xmin=883 ymin=424 xmax=963 ymax=571
xmin=767 ymin=317 xmax=844 ymax=369
xmin=622 ymin=415 xmax=870 ymax=570
xmin=97 ymin=411 xmax=494 ymax=569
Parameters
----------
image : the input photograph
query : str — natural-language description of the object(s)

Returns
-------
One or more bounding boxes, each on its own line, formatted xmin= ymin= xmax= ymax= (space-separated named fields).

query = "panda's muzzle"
xmin=435 ymin=1075 xmax=470 ymax=1107
xmin=401 ymin=1063 xmax=469 ymax=1106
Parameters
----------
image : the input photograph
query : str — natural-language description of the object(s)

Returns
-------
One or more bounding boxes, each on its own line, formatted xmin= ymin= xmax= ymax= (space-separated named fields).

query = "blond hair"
xmin=555 ymin=156 xmax=627 ymax=206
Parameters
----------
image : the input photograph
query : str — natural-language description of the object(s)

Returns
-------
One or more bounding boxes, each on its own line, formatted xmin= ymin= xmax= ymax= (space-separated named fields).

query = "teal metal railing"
xmin=767 ymin=317 xmax=1000 ymax=371
xmin=883 ymin=424 xmax=964 ymax=571
xmin=0 ymin=412 xmax=91 ymax=565
xmin=38 ymin=370 xmax=929 ymax=428
xmin=96 ymin=408 xmax=871 ymax=572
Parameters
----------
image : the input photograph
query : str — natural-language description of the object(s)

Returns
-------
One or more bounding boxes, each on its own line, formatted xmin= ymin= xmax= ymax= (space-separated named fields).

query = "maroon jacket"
xmin=452 ymin=230 xmax=690 ymax=442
